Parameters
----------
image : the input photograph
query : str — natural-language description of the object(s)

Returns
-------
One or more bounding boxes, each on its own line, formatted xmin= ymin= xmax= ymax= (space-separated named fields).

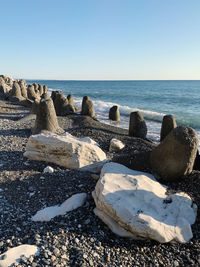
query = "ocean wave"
xmin=48 ymin=88 xmax=200 ymax=129
xmin=73 ymin=97 xmax=165 ymax=123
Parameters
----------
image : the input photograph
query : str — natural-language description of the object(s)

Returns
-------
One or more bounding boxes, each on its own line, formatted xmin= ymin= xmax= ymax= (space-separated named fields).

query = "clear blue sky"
xmin=0 ymin=0 xmax=200 ymax=80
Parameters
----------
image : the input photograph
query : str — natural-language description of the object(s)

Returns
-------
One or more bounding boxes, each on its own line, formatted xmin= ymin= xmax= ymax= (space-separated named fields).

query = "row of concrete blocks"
xmin=31 ymin=90 xmax=176 ymax=144
xmin=0 ymin=77 xmax=48 ymax=107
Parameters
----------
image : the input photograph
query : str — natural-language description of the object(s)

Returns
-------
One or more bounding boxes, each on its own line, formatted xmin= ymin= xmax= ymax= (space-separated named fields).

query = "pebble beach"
xmin=0 ymin=100 xmax=200 ymax=266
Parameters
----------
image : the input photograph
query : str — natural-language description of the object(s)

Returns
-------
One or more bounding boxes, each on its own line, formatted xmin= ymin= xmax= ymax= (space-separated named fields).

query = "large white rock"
xmin=92 ymin=162 xmax=197 ymax=243
xmin=24 ymin=132 xmax=107 ymax=173
xmin=0 ymin=245 xmax=39 ymax=267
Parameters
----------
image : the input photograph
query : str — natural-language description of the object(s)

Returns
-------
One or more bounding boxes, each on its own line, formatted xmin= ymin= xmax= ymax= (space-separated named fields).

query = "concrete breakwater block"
xmin=151 ymin=126 xmax=198 ymax=181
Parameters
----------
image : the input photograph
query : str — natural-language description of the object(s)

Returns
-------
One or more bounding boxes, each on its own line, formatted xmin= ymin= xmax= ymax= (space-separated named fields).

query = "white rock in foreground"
xmin=32 ymin=193 xmax=87 ymax=222
xmin=24 ymin=132 xmax=107 ymax=173
xmin=92 ymin=162 xmax=197 ymax=243
xmin=0 ymin=245 xmax=39 ymax=267
xmin=109 ymin=138 xmax=125 ymax=152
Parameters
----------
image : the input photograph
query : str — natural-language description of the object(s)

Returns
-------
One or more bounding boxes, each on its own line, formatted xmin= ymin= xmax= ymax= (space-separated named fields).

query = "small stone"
xmin=84 ymin=219 xmax=91 ymax=224
xmin=62 ymin=245 xmax=67 ymax=251
xmin=44 ymin=252 xmax=49 ymax=258
xmin=53 ymin=247 xmax=60 ymax=256
xmin=28 ymin=186 xmax=35 ymax=192
xmin=75 ymin=238 xmax=79 ymax=244
xmin=29 ymin=256 xmax=34 ymax=263
xmin=0 ymin=241 xmax=4 ymax=247
xmin=51 ymin=255 xmax=57 ymax=261
xmin=90 ymin=238 xmax=95 ymax=243
xmin=89 ymin=259 xmax=93 ymax=266
xmin=43 ymin=166 xmax=54 ymax=173
xmin=173 ymin=260 xmax=179 ymax=267
xmin=83 ymin=254 xmax=87 ymax=259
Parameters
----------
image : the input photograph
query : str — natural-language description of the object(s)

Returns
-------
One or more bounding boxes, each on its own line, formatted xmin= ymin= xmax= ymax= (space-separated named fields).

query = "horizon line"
xmin=21 ymin=78 xmax=200 ymax=81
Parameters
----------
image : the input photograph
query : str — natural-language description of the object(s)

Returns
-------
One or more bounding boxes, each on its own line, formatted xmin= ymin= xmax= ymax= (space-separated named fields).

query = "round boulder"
xmin=109 ymin=105 xmax=120 ymax=121
xmin=129 ymin=111 xmax=147 ymax=139
xmin=150 ymin=126 xmax=199 ymax=181
xmin=160 ymin=114 xmax=177 ymax=141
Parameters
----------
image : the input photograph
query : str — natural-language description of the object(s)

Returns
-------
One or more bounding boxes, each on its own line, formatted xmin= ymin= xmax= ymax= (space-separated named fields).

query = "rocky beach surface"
xmin=0 ymin=98 xmax=200 ymax=266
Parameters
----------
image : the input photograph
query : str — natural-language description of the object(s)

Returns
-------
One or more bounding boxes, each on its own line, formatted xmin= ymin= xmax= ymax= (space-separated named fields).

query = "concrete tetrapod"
xmin=32 ymin=98 xmax=64 ymax=134
xmin=160 ymin=114 xmax=177 ymax=141
xmin=151 ymin=126 xmax=198 ymax=181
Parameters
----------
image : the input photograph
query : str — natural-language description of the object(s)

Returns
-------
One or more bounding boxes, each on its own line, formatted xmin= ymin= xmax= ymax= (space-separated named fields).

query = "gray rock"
xmin=109 ymin=105 xmax=120 ymax=121
xmin=150 ymin=126 xmax=199 ymax=181
xmin=160 ymin=114 xmax=177 ymax=141
xmin=129 ymin=111 xmax=147 ymax=139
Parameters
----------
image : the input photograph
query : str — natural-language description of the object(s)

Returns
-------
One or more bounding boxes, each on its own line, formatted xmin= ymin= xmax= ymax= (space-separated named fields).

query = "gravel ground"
xmin=0 ymin=100 xmax=200 ymax=267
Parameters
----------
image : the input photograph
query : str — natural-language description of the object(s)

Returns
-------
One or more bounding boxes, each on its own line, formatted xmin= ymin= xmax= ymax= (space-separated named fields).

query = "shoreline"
xmin=0 ymin=99 xmax=200 ymax=266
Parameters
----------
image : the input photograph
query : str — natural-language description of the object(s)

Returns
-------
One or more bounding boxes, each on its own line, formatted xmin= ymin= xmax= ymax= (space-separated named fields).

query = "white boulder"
xmin=109 ymin=138 xmax=125 ymax=152
xmin=0 ymin=245 xmax=39 ymax=267
xmin=92 ymin=162 xmax=197 ymax=243
xmin=24 ymin=132 xmax=107 ymax=173
xmin=32 ymin=193 xmax=87 ymax=222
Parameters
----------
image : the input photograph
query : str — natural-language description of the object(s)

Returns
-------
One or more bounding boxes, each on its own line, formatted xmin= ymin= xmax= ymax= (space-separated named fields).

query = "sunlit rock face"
xmin=92 ymin=162 xmax=197 ymax=243
xmin=24 ymin=132 xmax=107 ymax=173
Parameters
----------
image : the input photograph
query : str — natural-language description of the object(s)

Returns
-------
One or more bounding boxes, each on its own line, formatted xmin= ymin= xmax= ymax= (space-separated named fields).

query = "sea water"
xmin=27 ymin=80 xmax=200 ymax=143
